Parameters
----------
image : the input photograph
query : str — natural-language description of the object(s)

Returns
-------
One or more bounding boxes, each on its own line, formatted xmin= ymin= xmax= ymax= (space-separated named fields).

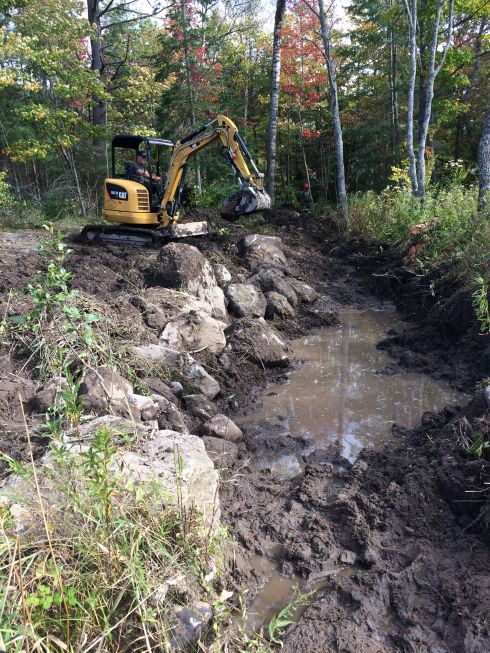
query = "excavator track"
xmin=80 ymin=221 xmax=209 ymax=247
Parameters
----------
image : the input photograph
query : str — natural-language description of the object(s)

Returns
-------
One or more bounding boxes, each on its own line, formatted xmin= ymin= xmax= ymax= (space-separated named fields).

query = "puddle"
xmin=242 ymin=309 xmax=469 ymax=631
xmin=241 ymin=309 xmax=468 ymax=462
xmin=246 ymin=555 xmax=358 ymax=633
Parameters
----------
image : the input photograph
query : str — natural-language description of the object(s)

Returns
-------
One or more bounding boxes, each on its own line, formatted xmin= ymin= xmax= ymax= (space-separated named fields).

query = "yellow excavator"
xmin=81 ymin=114 xmax=271 ymax=245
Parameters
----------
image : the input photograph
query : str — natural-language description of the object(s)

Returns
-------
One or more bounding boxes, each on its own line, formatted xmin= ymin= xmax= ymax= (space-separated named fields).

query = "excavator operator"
xmin=128 ymin=150 xmax=162 ymax=207
xmin=127 ymin=151 xmax=161 ymax=184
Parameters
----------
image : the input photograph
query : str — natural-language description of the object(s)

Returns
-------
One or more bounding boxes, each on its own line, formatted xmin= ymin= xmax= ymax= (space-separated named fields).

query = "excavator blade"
xmin=220 ymin=187 xmax=271 ymax=220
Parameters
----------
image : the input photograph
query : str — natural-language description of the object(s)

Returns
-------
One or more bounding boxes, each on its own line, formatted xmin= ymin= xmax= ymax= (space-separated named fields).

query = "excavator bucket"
xmin=220 ymin=187 xmax=271 ymax=220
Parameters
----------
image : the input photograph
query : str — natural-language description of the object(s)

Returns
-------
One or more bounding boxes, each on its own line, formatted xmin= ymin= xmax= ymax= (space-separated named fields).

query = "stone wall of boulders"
xmin=2 ymin=234 xmax=327 ymax=538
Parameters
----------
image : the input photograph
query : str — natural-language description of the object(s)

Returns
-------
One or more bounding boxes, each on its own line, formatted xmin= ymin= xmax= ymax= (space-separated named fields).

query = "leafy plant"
xmin=472 ymin=276 xmax=490 ymax=335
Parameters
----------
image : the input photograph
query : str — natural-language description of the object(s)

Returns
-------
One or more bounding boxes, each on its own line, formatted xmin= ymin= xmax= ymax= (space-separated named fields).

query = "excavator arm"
xmin=159 ymin=114 xmax=270 ymax=227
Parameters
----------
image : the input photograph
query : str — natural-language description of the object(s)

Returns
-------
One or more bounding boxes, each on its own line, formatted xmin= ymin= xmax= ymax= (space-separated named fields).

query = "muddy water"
xmin=242 ymin=309 xmax=467 ymax=463
xmin=243 ymin=309 xmax=468 ymax=630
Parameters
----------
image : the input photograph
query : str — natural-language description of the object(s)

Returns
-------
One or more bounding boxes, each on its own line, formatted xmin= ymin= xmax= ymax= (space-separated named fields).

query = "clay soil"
xmin=1 ymin=210 xmax=489 ymax=652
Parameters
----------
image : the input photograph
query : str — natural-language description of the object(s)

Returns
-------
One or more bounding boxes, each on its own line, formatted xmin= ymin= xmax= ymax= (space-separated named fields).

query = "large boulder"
xmin=237 ymin=234 xmax=287 ymax=268
xmin=201 ymin=414 xmax=243 ymax=443
xmin=0 ymin=419 xmax=220 ymax=534
xmin=160 ymin=309 xmax=226 ymax=354
xmin=78 ymin=367 xmax=133 ymax=414
xmin=226 ymin=283 xmax=267 ymax=318
xmin=155 ymin=243 xmax=226 ymax=319
xmin=225 ymin=318 xmax=290 ymax=367
xmin=115 ymin=429 xmax=220 ymax=525
xmin=265 ymin=291 xmax=295 ymax=320
xmin=132 ymin=344 xmax=220 ymax=399
xmin=247 ymin=268 xmax=298 ymax=307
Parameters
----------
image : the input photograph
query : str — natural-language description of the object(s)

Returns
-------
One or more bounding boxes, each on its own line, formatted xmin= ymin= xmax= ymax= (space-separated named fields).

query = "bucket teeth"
xmin=221 ymin=187 xmax=271 ymax=219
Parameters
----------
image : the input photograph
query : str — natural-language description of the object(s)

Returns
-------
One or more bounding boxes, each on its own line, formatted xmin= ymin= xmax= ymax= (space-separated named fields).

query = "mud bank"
xmin=1 ymin=211 xmax=489 ymax=652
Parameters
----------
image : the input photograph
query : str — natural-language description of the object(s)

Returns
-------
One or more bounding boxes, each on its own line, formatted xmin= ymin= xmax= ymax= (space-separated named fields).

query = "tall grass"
xmin=348 ymin=184 xmax=490 ymax=278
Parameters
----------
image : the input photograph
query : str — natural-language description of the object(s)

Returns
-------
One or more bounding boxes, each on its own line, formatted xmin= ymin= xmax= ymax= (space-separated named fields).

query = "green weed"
xmin=472 ymin=276 xmax=490 ymax=335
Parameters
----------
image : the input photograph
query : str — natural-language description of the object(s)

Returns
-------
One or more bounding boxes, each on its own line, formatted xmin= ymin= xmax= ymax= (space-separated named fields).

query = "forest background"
xmin=0 ymin=0 xmax=489 ymax=271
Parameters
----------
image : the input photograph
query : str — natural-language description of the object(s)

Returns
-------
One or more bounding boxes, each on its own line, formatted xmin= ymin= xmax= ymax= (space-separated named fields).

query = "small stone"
xmin=218 ymin=353 xmax=231 ymax=370
xmin=158 ymin=403 xmax=188 ymax=433
xmin=170 ymin=381 xmax=183 ymax=396
xmin=265 ymin=291 xmax=295 ymax=320
xmin=141 ymin=403 xmax=161 ymax=422
xmin=142 ymin=378 xmax=177 ymax=404
xmin=202 ymin=436 xmax=238 ymax=467
xmin=184 ymin=394 xmax=218 ymax=422
xmin=339 ymin=550 xmax=357 ymax=565
xmin=212 ymin=263 xmax=232 ymax=288
xmin=484 ymin=386 xmax=490 ymax=410
xmin=201 ymin=414 xmax=243 ymax=442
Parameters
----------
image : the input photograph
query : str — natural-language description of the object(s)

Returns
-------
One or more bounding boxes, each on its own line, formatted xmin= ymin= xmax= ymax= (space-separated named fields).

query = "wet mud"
xmin=1 ymin=212 xmax=490 ymax=652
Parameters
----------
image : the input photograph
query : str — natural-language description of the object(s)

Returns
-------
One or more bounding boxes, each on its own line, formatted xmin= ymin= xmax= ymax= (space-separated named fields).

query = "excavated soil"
xmin=1 ymin=211 xmax=489 ymax=652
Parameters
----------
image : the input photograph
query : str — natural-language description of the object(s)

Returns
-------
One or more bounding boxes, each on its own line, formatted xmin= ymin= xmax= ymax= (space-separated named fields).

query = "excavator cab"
xmin=104 ymin=134 xmax=174 ymax=224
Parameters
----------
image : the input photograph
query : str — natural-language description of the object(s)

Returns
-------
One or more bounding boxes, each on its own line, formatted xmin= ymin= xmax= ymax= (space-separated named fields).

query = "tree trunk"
xmin=403 ymin=0 xmax=418 ymax=194
xmin=317 ymin=0 xmax=348 ymax=226
xmin=87 ymin=0 xmax=107 ymax=127
xmin=388 ymin=0 xmax=400 ymax=155
xmin=478 ymin=109 xmax=490 ymax=211
xmin=454 ymin=19 xmax=486 ymax=161
xmin=265 ymin=0 xmax=286 ymax=204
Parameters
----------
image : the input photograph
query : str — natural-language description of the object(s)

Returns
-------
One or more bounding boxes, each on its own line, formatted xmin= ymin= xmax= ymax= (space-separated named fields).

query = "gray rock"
xmin=160 ymin=309 xmax=226 ymax=354
xmin=226 ymin=283 xmax=267 ymax=318
xmin=157 ymin=401 xmax=188 ymax=433
xmin=155 ymin=243 xmax=226 ymax=318
xmin=29 ymin=376 xmax=68 ymax=413
xmin=484 ymin=386 xmax=490 ymax=409
xmin=131 ymin=345 xmax=220 ymax=399
xmin=170 ymin=381 xmax=184 ymax=397
xmin=78 ymin=367 xmax=133 ymax=414
xmin=237 ymin=234 xmax=287 ymax=267
xmin=265 ymin=291 xmax=295 ymax=320
xmin=169 ymin=601 xmax=212 ymax=649
xmin=184 ymin=394 xmax=218 ymax=422
xmin=247 ymin=268 xmax=298 ymax=307
xmin=288 ymin=279 xmax=319 ymax=304
xmin=115 ymin=429 xmax=220 ymax=526
xmin=225 ymin=318 xmax=290 ymax=367
xmin=201 ymin=414 xmax=243 ymax=443
xmin=129 ymin=296 xmax=167 ymax=332
xmin=142 ymin=377 xmax=177 ymax=404
xmin=202 ymin=436 xmax=238 ymax=467
xmin=218 ymin=353 xmax=231 ymax=370
xmin=212 ymin=263 xmax=232 ymax=288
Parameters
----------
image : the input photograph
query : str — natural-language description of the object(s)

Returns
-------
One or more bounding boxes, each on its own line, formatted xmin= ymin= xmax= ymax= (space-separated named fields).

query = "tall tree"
xmin=316 ymin=0 xmax=348 ymax=225
xmin=402 ymin=0 xmax=455 ymax=199
xmin=478 ymin=108 xmax=490 ymax=210
xmin=265 ymin=0 xmax=286 ymax=203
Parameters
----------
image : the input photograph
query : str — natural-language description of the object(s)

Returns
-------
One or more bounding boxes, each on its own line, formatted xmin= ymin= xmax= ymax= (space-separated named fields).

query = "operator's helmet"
xmin=303 ymin=183 xmax=310 ymax=189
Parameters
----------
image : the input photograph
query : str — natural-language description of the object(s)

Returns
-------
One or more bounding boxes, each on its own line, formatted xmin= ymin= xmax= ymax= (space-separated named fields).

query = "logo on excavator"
xmin=106 ymin=182 xmax=128 ymax=201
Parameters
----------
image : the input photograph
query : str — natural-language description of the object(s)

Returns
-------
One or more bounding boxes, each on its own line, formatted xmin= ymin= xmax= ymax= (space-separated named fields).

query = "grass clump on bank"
xmin=0 ymin=424 xmax=223 ymax=652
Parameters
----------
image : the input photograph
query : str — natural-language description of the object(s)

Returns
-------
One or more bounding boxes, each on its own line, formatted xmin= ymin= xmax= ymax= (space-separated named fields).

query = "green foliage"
xmin=472 ymin=276 xmax=490 ymax=335
xmin=349 ymin=182 xmax=489 ymax=272
xmin=11 ymin=224 xmax=100 ymax=379
xmin=0 ymin=172 xmax=12 ymax=207
xmin=0 ymin=424 xmax=225 ymax=652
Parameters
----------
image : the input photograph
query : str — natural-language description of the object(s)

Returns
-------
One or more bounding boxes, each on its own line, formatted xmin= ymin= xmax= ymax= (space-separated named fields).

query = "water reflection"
xmin=242 ymin=310 xmax=467 ymax=461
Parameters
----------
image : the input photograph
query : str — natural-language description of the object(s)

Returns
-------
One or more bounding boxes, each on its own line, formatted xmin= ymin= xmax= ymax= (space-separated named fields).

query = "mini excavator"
xmin=81 ymin=114 xmax=271 ymax=245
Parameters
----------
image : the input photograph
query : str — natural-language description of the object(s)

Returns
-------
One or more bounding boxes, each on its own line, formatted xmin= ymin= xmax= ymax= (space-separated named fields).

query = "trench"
xmin=238 ymin=308 xmax=469 ymax=632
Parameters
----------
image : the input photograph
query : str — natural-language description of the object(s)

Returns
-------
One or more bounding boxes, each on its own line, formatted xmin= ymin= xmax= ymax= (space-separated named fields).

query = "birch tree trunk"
xmin=415 ymin=0 xmax=454 ymax=198
xmin=478 ymin=109 xmax=490 ymax=211
xmin=317 ymin=0 xmax=348 ymax=226
xmin=265 ymin=0 xmax=286 ymax=204
xmin=402 ymin=0 xmax=454 ymax=200
xmin=402 ymin=0 xmax=418 ymax=194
